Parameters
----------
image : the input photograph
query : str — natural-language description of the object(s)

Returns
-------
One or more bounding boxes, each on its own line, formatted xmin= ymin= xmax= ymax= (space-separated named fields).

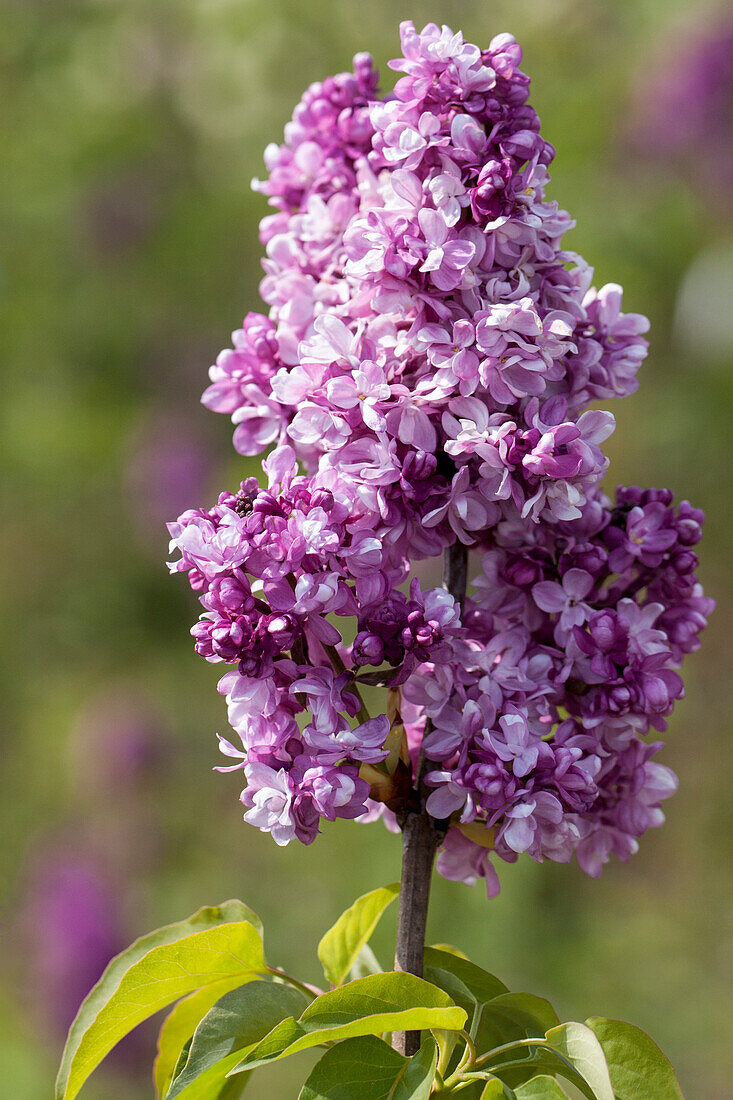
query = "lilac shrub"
xmin=627 ymin=10 xmax=733 ymax=207
xmin=23 ymin=852 xmax=126 ymax=1037
xmin=168 ymin=21 xmax=712 ymax=897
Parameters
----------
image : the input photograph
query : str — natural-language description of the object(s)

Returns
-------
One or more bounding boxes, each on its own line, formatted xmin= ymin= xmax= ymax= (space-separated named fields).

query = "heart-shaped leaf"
xmin=56 ymin=900 xmax=266 ymax=1100
xmin=585 ymin=1017 xmax=684 ymax=1100
xmin=318 ymin=884 xmax=399 ymax=988
xmin=299 ymin=1034 xmax=437 ymax=1099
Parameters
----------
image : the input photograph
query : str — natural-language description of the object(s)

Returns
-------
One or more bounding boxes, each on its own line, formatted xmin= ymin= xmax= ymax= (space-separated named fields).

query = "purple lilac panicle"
xmin=169 ymin=21 xmax=712 ymax=894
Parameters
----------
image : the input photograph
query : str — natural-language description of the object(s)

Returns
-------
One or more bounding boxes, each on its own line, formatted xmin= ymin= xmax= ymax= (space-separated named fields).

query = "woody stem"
xmin=392 ymin=541 xmax=468 ymax=1056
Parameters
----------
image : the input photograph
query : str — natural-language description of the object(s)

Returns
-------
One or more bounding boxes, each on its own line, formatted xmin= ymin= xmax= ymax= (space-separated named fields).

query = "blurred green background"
xmin=1 ymin=1 xmax=731 ymax=1096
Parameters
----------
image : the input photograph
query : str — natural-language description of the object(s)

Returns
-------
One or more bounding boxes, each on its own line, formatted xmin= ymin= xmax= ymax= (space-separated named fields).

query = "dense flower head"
xmin=170 ymin=21 xmax=712 ymax=894
xmin=202 ymin=19 xmax=651 ymax=555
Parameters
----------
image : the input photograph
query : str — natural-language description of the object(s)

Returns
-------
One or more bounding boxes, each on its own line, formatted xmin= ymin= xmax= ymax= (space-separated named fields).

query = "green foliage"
xmin=585 ymin=1018 xmax=684 ymax=1099
xmin=477 ymin=1082 xmax=506 ymax=1100
xmin=55 ymin=901 xmax=266 ymax=1100
xmin=299 ymin=1035 xmax=436 ymax=1099
xmin=423 ymin=948 xmax=508 ymax=1006
xmin=475 ymin=993 xmax=561 ymax=1052
xmin=167 ymin=981 xmax=309 ymax=1098
xmin=318 ymin=883 xmax=400 ymax=987
xmin=229 ymin=972 xmax=467 ymax=1073
xmin=514 ymin=1076 xmax=570 ymax=1098
xmin=542 ymin=1024 xmax=613 ymax=1100
xmin=155 ymin=980 xmax=261 ymax=1098
xmin=478 ymin=1082 xmax=507 ymax=1099
xmin=55 ymin=889 xmax=688 ymax=1099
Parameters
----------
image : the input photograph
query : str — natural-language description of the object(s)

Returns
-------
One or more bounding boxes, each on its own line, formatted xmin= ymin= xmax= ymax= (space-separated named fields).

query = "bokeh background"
xmin=2 ymin=1 xmax=731 ymax=1096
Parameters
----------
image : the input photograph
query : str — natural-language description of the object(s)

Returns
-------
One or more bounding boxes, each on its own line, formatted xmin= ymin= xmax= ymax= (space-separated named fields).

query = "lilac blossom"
xmin=168 ymin=19 xmax=712 ymax=897
xmin=532 ymin=568 xmax=594 ymax=643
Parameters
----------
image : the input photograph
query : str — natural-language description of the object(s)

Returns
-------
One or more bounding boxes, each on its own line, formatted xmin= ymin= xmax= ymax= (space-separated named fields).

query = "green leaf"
xmin=55 ymin=900 xmax=266 ymax=1100
xmin=422 ymin=967 xmax=476 ymax=1075
xmin=166 ymin=980 xmax=309 ymax=1098
xmin=422 ymin=949 xmax=507 ymax=1005
xmin=476 ymin=993 xmax=560 ymax=1054
xmin=298 ymin=1034 xmax=437 ymax=1100
xmin=429 ymin=943 xmax=470 ymax=959
xmin=423 ymin=967 xmax=477 ymax=1020
xmin=318 ymin=884 xmax=399 ymax=988
xmin=431 ymin=1021 xmax=463 ymax=1084
xmin=215 ymin=1078 xmax=250 ymax=1100
xmin=422 ymin=956 xmax=507 ymax=1080
xmin=172 ymin=1068 xmax=247 ymax=1100
xmin=544 ymin=1023 xmax=614 ymax=1100
xmin=480 ymin=1081 xmax=514 ymax=1099
xmin=230 ymin=972 xmax=467 ymax=1072
xmin=171 ymin=1040 xmax=194 ymax=1089
xmin=348 ymin=944 xmax=383 ymax=981
xmin=155 ymin=979 xmax=254 ymax=1098
xmin=514 ymin=1076 xmax=570 ymax=1098
xmin=395 ymin=1038 xmax=437 ymax=1100
xmin=448 ymin=1086 xmax=486 ymax=1100
xmin=484 ymin=1051 xmax=595 ymax=1100
xmin=585 ymin=1017 xmax=684 ymax=1100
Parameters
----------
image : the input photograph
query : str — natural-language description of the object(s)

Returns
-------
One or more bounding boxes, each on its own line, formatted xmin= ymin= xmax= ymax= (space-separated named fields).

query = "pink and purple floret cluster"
xmin=168 ymin=22 xmax=712 ymax=895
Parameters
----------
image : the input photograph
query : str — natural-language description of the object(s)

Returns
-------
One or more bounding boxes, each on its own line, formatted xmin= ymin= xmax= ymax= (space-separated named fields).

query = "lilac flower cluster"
xmin=169 ymin=444 xmax=462 ymax=844
xmin=169 ymin=21 xmax=711 ymax=894
xmin=412 ymin=485 xmax=712 ymax=894
xmin=203 ymin=22 xmax=647 ymax=551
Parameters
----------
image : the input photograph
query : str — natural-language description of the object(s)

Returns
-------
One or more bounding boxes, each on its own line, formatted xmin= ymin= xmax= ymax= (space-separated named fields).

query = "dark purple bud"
xmin=252 ymin=490 xmax=286 ymax=518
xmin=608 ymin=684 xmax=633 ymax=712
xmin=559 ymin=542 xmax=607 ymax=577
xmin=505 ymin=551 xmax=547 ymax=587
xmin=206 ymin=573 xmax=254 ymax=613
xmin=263 ymin=613 xmax=297 ymax=651
xmin=352 ymin=631 xmax=385 ymax=667
xmin=671 ymin=550 xmax=698 ymax=575
xmin=588 ymin=610 xmax=628 ymax=657
xmin=401 ymin=450 xmax=437 ymax=483
xmin=310 ymin=489 xmax=335 ymax=511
